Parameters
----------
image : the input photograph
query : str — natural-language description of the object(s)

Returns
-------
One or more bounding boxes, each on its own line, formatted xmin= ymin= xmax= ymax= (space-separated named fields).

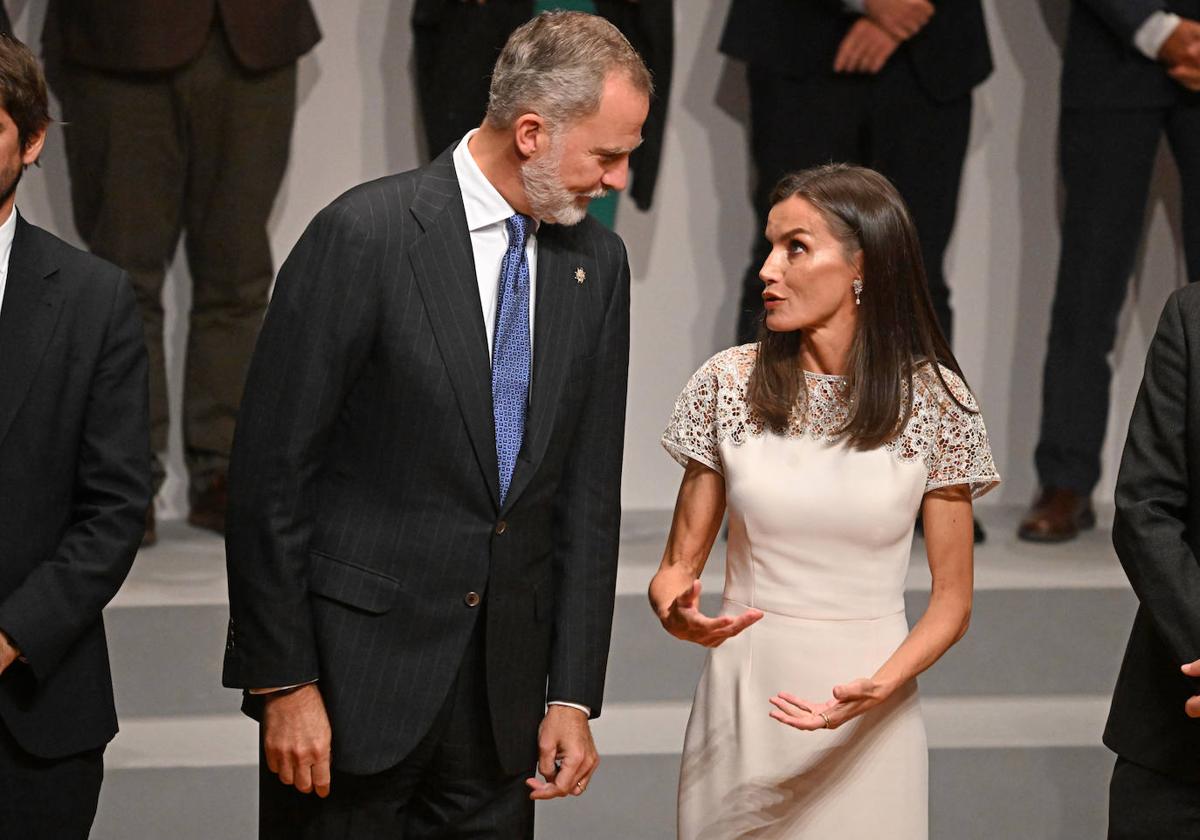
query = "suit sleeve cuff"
xmin=1135 ymin=11 xmax=1181 ymax=60
xmin=248 ymin=679 xmax=318 ymax=695
xmin=548 ymin=700 xmax=592 ymax=717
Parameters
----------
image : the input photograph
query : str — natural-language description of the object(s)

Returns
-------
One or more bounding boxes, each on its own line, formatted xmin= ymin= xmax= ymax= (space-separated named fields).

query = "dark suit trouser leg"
xmin=0 ymin=721 xmax=103 ymax=839
xmin=177 ymin=32 xmax=297 ymax=494
xmin=57 ymin=60 xmax=186 ymax=492
xmin=1035 ymin=108 xmax=1165 ymax=495
xmin=869 ymin=60 xmax=972 ymax=346
xmin=57 ymin=29 xmax=295 ymax=496
xmin=737 ymin=66 xmax=869 ymax=343
xmin=259 ymin=621 xmax=533 ymax=839
xmin=1165 ymin=98 xmax=1200 ymax=284
xmin=1109 ymin=756 xmax=1200 ymax=838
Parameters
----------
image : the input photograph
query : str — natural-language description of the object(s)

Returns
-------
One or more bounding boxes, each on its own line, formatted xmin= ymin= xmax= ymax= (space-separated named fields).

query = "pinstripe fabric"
xmin=224 ymin=146 xmax=629 ymax=778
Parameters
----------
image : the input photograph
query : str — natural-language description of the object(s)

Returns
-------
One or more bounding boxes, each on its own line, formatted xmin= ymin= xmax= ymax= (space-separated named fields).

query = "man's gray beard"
xmin=521 ymin=139 xmax=605 ymax=226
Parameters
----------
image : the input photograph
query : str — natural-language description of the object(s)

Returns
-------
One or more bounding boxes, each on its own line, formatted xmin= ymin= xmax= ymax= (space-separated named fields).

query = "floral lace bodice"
xmin=662 ymin=344 xmax=1000 ymax=497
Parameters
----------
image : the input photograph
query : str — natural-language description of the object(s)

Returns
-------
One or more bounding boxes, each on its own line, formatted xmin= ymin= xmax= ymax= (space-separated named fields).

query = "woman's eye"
xmin=788 ymin=239 xmax=806 ymax=255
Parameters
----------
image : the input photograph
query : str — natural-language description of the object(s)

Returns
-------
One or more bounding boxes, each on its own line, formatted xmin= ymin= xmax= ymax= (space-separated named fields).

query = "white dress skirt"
xmin=662 ymin=345 xmax=999 ymax=840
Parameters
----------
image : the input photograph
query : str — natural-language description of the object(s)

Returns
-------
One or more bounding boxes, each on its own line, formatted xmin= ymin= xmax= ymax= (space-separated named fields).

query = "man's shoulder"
xmin=16 ymin=217 xmax=125 ymax=288
xmin=315 ymin=163 xmax=452 ymax=235
xmin=550 ymin=214 xmax=628 ymax=266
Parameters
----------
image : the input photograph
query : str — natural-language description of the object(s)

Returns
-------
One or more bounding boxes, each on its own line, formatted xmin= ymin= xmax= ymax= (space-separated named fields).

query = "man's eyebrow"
xmin=593 ymin=137 xmax=645 ymax=155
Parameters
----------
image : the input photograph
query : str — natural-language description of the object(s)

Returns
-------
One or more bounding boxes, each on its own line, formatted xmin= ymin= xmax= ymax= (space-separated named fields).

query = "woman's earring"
xmin=852 ymin=278 xmax=863 ymax=306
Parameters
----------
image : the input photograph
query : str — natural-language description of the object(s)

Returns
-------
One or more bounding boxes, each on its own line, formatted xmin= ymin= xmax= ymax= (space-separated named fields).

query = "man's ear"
xmin=513 ymin=113 xmax=548 ymax=159
xmin=21 ymin=125 xmax=46 ymax=168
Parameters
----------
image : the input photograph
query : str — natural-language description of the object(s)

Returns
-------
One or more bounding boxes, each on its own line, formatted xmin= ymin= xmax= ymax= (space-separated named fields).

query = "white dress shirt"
xmin=0 ymin=208 xmax=20 ymax=319
xmin=1135 ymin=11 xmax=1183 ymax=60
xmin=452 ymin=129 xmax=538 ymax=361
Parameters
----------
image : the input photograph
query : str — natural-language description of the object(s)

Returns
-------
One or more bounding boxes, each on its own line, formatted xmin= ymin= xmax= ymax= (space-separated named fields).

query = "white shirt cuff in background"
xmin=1135 ymin=11 xmax=1182 ymax=60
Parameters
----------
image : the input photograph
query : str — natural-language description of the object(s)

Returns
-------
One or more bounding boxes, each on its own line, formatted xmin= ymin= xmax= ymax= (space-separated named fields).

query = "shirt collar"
xmin=452 ymin=129 xmax=538 ymax=235
xmin=0 ymin=207 xmax=17 ymax=277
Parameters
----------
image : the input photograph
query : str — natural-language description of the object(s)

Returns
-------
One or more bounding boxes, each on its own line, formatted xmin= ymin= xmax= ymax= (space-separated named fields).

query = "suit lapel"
xmin=407 ymin=152 xmax=503 ymax=510
xmin=502 ymin=224 xmax=580 ymax=513
xmin=0 ymin=215 xmax=62 ymax=450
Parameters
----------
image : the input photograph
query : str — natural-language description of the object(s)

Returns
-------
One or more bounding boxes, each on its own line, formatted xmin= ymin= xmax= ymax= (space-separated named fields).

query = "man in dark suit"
xmin=1105 ymin=283 xmax=1200 ymax=836
xmin=721 ymin=0 xmax=992 ymax=347
xmin=43 ymin=0 xmax=321 ymax=542
xmin=0 ymin=35 xmax=151 ymax=839
xmin=1020 ymin=0 xmax=1200 ymax=542
xmin=223 ymin=12 xmax=645 ymax=837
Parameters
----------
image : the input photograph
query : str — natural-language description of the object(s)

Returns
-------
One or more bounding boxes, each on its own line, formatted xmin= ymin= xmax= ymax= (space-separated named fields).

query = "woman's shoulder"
xmin=912 ymin=360 xmax=979 ymax=413
xmin=690 ymin=343 xmax=758 ymax=385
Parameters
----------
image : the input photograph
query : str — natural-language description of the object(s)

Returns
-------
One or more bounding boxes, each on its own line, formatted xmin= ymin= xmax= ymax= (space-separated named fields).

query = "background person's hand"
xmin=864 ymin=0 xmax=934 ymax=41
xmin=526 ymin=705 xmax=599 ymax=800
xmin=262 ymin=684 xmax=333 ymax=797
xmin=768 ymin=677 xmax=889 ymax=731
xmin=659 ymin=580 xmax=763 ymax=647
xmin=835 ymin=18 xmax=901 ymax=75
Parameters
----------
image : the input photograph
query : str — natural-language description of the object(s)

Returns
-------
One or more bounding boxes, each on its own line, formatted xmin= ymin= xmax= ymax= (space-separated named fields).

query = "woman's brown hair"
xmin=745 ymin=164 xmax=973 ymax=450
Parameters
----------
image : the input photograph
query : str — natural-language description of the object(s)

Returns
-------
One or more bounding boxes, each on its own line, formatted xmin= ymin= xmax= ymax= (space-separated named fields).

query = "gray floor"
xmin=91 ymin=505 xmax=1129 ymax=839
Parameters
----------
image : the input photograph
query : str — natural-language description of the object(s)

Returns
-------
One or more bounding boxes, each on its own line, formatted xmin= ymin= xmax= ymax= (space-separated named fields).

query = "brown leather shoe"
xmin=1017 ymin=488 xmax=1095 ymax=543
xmin=142 ymin=505 xmax=157 ymax=548
xmin=188 ymin=473 xmax=228 ymax=536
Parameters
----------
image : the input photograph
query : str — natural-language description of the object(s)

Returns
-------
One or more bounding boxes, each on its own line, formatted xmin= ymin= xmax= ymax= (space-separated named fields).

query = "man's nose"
xmin=601 ymin=159 xmax=629 ymax=192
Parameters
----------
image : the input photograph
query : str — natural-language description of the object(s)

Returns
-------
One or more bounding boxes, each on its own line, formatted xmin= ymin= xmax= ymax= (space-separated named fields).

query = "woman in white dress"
xmin=651 ymin=164 xmax=999 ymax=839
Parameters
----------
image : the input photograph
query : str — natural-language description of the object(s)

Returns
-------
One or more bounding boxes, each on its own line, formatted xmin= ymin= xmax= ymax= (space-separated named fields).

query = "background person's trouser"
xmin=1034 ymin=103 xmax=1200 ymax=496
xmin=56 ymin=26 xmax=297 ymax=497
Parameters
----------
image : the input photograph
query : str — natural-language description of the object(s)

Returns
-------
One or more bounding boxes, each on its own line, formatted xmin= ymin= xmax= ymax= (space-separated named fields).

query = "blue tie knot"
xmin=507 ymin=213 xmax=532 ymax=253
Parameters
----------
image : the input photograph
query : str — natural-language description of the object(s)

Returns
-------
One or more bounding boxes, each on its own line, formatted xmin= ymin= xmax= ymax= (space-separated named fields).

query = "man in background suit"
xmin=721 ymin=0 xmax=992 ymax=347
xmin=43 ymin=0 xmax=320 ymax=543
xmin=1105 ymin=283 xmax=1200 ymax=836
xmin=223 ymin=12 xmax=645 ymax=837
xmin=0 ymin=35 xmax=151 ymax=838
xmin=1020 ymin=0 xmax=1200 ymax=542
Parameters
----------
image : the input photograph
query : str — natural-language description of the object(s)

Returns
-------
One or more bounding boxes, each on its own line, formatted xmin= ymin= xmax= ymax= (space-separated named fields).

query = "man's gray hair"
xmin=486 ymin=11 xmax=652 ymax=130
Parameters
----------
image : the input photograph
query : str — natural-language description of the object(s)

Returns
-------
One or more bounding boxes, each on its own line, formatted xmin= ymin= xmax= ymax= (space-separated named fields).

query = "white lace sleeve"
xmin=923 ymin=366 xmax=1000 ymax=498
xmin=662 ymin=354 xmax=726 ymax=475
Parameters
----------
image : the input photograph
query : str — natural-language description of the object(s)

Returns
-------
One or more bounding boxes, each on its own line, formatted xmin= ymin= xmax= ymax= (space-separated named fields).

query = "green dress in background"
xmin=534 ymin=0 xmax=619 ymax=229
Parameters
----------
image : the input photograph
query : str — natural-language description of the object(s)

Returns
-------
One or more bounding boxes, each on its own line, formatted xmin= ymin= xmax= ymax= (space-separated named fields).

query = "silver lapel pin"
xmin=575 ymin=267 xmax=586 ymax=285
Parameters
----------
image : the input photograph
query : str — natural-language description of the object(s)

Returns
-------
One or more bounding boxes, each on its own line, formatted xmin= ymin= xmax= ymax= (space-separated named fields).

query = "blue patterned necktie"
xmin=492 ymin=213 xmax=533 ymax=504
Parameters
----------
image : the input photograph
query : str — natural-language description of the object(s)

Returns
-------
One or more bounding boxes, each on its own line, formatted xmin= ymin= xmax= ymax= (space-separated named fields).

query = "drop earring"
xmin=852 ymin=278 xmax=863 ymax=305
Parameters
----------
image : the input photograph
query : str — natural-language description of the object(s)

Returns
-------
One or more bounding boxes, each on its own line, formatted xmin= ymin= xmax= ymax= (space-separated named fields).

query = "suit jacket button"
xmin=494 ymin=520 xmax=507 ymax=535
xmin=464 ymin=591 xmax=482 ymax=607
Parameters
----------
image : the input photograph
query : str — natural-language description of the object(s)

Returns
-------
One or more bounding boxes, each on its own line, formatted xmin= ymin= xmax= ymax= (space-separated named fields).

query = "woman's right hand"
xmin=659 ymin=580 xmax=763 ymax=647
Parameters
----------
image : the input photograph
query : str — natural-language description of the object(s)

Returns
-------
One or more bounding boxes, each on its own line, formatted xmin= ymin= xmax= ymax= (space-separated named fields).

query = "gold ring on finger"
xmin=819 ymin=712 xmax=831 ymax=729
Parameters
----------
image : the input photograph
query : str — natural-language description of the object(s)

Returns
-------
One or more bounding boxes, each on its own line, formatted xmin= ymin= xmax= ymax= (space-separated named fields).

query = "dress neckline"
xmin=803 ymin=370 xmax=848 ymax=382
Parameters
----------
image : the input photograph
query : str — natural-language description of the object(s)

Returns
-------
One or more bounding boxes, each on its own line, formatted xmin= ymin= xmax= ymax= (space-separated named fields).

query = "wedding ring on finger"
xmin=819 ymin=712 xmax=831 ymax=729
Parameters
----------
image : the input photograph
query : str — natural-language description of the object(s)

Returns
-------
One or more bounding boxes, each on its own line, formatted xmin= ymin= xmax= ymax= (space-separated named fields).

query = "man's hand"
xmin=0 ymin=630 xmax=19 ymax=676
xmin=864 ymin=0 xmax=934 ymax=42
xmin=262 ymin=684 xmax=333 ymax=797
xmin=525 ymin=705 xmax=599 ymax=800
xmin=1160 ymin=19 xmax=1200 ymax=91
xmin=835 ymin=18 xmax=902 ymax=75
xmin=768 ymin=678 xmax=890 ymax=731
xmin=1181 ymin=659 xmax=1200 ymax=716
xmin=658 ymin=580 xmax=763 ymax=647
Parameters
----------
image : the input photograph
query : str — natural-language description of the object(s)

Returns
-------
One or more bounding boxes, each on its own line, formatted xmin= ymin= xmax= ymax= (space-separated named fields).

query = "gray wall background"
xmin=7 ymin=0 xmax=1189 ymax=517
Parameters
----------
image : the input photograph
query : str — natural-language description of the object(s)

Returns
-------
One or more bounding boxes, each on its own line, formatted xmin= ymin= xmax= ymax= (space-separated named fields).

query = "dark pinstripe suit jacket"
xmin=222 ymin=147 xmax=630 ymax=776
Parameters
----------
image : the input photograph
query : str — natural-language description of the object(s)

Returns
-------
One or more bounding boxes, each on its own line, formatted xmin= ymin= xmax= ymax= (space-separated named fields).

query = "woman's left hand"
xmin=767 ymin=678 xmax=889 ymax=731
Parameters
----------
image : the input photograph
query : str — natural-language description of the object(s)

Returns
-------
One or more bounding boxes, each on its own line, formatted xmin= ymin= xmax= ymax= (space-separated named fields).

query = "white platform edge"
xmin=106 ymin=695 xmax=1110 ymax=771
